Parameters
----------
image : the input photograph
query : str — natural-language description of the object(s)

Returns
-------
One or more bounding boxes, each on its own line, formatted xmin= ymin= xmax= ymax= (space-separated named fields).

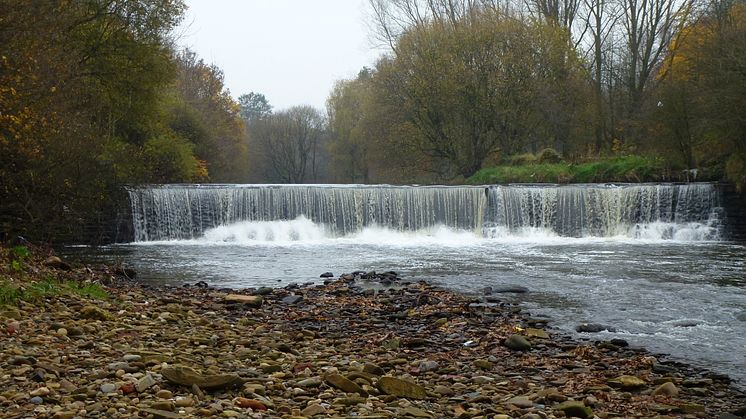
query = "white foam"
xmin=628 ymin=222 xmax=720 ymax=241
xmin=201 ymin=216 xmax=328 ymax=245
xmin=129 ymin=217 xmax=720 ymax=247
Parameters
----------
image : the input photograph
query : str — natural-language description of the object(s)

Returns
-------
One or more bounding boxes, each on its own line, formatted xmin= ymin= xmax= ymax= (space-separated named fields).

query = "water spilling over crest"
xmin=127 ymin=183 xmax=722 ymax=243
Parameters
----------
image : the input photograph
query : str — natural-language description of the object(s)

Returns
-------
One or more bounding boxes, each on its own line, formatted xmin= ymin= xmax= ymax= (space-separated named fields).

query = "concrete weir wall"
xmin=117 ymin=182 xmax=745 ymax=243
xmin=720 ymin=183 xmax=746 ymax=242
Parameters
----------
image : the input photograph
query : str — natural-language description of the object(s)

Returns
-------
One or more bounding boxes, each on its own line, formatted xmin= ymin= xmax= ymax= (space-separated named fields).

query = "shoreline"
xmin=2 ymin=260 xmax=746 ymax=418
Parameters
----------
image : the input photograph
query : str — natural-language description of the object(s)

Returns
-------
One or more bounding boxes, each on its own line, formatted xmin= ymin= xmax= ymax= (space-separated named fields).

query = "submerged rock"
xmin=492 ymin=285 xmax=529 ymax=293
xmin=576 ymin=323 xmax=617 ymax=333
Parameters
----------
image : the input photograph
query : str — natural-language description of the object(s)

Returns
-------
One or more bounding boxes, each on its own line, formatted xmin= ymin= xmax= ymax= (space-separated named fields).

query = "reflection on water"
xmin=63 ymin=231 xmax=746 ymax=385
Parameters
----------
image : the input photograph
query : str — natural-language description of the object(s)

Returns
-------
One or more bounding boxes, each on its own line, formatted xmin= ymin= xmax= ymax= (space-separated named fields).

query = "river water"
xmin=62 ymin=183 xmax=746 ymax=385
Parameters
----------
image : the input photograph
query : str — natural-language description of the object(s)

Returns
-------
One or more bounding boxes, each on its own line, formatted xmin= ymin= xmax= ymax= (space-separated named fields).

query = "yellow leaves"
xmin=194 ymin=159 xmax=209 ymax=182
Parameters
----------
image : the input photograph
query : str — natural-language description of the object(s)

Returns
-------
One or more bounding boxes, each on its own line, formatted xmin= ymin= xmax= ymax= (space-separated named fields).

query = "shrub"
xmin=536 ymin=148 xmax=563 ymax=164
xmin=508 ymin=153 xmax=537 ymax=166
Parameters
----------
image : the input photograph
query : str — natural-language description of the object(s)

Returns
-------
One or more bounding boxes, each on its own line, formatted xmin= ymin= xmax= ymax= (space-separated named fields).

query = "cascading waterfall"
xmin=127 ymin=183 xmax=723 ymax=242
xmin=127 ymin=185 xmax=488 ymax=241
xmin=485 ymin=183 xmax=723 ymax=239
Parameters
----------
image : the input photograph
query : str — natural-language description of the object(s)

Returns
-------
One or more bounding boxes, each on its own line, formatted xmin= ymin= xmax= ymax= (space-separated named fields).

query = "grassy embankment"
xmin=467 ymin=154 xmax=675 ymax=184
xmin=0 ymin=245 xmax=109 ymax=306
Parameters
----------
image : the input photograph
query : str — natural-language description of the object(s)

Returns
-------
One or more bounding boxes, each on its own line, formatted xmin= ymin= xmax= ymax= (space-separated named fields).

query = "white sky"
xmin=177 ymin=0 xmax=383 ymax=111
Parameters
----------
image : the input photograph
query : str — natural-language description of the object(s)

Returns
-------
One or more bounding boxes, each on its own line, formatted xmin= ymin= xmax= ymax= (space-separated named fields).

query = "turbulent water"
xmin=66 ymin=183 xmax=746 ymax=384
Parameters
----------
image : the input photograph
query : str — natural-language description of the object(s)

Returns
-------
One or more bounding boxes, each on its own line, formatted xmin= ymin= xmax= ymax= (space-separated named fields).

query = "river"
xmin=63 ymin=183 xmax=746 ymax=385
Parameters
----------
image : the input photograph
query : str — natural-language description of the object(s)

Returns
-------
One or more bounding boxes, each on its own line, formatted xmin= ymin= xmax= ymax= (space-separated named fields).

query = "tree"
xmin=619 ymin=0 xmax=694 ymax=115
xmin=172 ymin=50 xmax=248 ymax=182
xmin=367 ymin=7 xmax=589 ymax=179
xmin=326 ymin=69 xmax=374 ymax=183
xmin=251 ymin=106 xmax=327 ymax=183
xmin=655 ymin=0 xmax=746 ymax=188
xmin=238 ymin=92 xmax=273 ymax=125
xmin=0 ymin=0 xmax=192 ymax=242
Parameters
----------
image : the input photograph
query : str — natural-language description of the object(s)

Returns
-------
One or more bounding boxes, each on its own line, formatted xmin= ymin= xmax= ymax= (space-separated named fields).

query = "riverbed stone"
xmin=608 ymin=375 xmax=646 ymax=389
xmin=325 ymin=373 xmax=366 ymax=395
xmin=301 ymin=403 xmax=327 ymax=417
xmin=377 ymin=377 xmax=426 ymax=400
xmin=652 ymin=382 xmax=679 ymax=397
xmin=493 ymin=285 xmax=529 ymax=293
xmin=100 ymin=383 xmax=117 ymax=393
xmin=504 ymin=334 xmax=532 ymax=351
xmin=555 ymin=400 xmax=593 ymax=418
xmin=1 ymin=257 xmax=744 ymax=419
xmin=224 ymin=294 xmax=263 ymax=308
xmin=136 ymin=373 xmax=157 ymax=392
xmin=576 ymin=323 xmax=616 ymax=333
xmin=161 ymin=366 xmax=242 ymax=390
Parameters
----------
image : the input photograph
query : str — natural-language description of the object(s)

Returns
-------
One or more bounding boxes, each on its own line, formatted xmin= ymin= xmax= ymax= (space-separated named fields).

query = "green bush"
xmin=536 ymin=148 xmax=563 ymax=164
xmin=508 ymin=153 xmax=537 ymax=166
xmin=469 ymin=155 xmax=665 ymax=184
xmin=468 ymin=163 xmax=572 ymax=184
xmin=0 ymin=283 xmax=23 ymax=306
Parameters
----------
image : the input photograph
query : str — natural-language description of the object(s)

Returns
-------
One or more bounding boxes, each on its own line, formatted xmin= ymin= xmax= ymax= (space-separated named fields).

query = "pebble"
xmin=156 ymin=389 xmax=173 ymax=399
xmin=100 ymin=383 xmax=117 ymax=394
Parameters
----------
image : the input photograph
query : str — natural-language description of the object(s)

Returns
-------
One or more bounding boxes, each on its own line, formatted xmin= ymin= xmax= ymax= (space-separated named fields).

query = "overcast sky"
xmin=177 ymin=0 xmax=383 ymax=111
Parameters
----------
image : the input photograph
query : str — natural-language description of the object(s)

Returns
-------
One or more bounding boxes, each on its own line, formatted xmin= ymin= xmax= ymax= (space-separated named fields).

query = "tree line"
xmin=1 ymin=0 xmax=744 ymax=242
xmin=246 ymin=0 xmax=744 ymax=188
xmin=315 ymin=0 xmax=745 ymax=185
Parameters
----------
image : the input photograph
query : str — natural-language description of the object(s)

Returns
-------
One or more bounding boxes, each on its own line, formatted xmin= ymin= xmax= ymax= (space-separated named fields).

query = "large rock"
xmin=555 ymin=401 xmax=593 ymax=418
xmin=160 ymin=366 xmax=242 ymax=390
xmin=324 ymin=373 xmax=366 ymax=395
xmin=43 ymin=256 xmax=72 ymax=270
xmin=363 ymin=363 xmax=385 ymax=376
xmin=504 ymin=334 xmax=532 ymax=351
xmin=608 ymin=375 xmax=646 ymax=389
xmin=576 ymin=323 xmax=617 ymax=333
xmin=224 ymin=294 xmax=263 ymax=308
xmin=80 ymin=305 xmax=110 ymax=321
xmin=652 ymin=382 xmax=679 ymax=397
xmin=377 ymin=376 xmax=427 ymax=400
xmin=525 ymin=328 xmax=549 ymax=339
xmin=493 ymin=285 xmax=529 ymax=293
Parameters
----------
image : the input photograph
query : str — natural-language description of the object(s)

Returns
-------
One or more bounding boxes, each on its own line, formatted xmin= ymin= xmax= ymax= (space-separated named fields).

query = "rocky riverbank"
xmin=2 ymin=264 xmax=746 ymax=418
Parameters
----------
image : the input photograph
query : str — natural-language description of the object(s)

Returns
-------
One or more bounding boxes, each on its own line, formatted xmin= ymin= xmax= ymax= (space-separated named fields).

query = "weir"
xmin=127 ymin=183 xmax=724 ymax=242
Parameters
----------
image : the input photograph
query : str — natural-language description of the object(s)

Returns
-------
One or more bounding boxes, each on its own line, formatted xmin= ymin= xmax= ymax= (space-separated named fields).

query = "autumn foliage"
xmin=0 ymin=1 xmax=247 ymax=242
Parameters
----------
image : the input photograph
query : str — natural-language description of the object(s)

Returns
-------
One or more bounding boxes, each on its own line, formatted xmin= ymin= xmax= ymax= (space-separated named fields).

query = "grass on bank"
xmin=0 ymin=278 xmax=109 ymax=306
xmin=1 ymin=244 xmax=109 ymax=306
xmin=467 ymin=155 xmax=666 ymax=184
